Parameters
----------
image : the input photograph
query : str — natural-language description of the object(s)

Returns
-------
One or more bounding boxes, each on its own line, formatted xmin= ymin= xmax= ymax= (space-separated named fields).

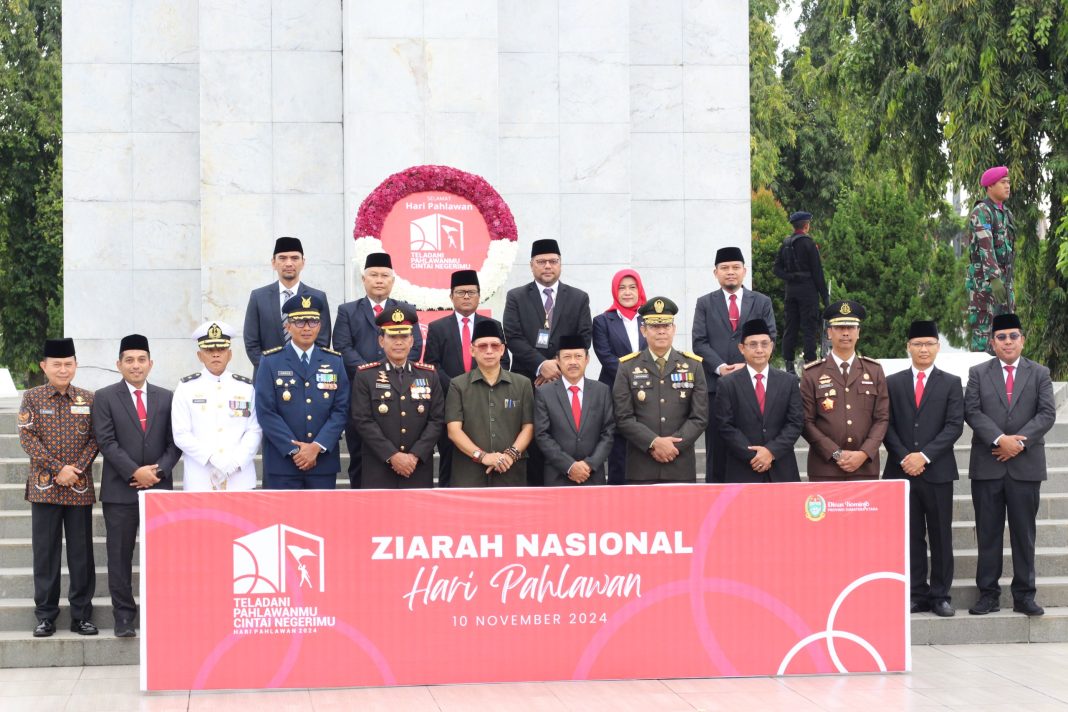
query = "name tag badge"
xmin=192 ymin=398 xmax=208 ymax=404
xmin=277 ymin=370 xmax=294 ymax=377
xmin=536 ymin=329 xmax=550 ymax=349
xmin=39 ymin=409 xmax=54 ymax=415
xmin=70 ymin=406 xmax=91 ymax=415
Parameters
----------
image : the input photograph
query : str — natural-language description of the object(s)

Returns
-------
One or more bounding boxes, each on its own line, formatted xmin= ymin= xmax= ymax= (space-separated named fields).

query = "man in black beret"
xmin=423 ymin=269 xmax=510 ymax=486
xmin=243 ymin=236 xmax=332 ymax=369
xmin=332 ymin=252 xmax=421 ymax=488
xmin=883 ymin=321 xmax=963 ymax=617
xmin=503 ymin=238 xmax=592 ymax=485
xmin=964 ymin=313 xmax=1056 ymax=616
xmin=91 ymin=335 xmax=181 ymax=637
xmin=692 ymin=246 xmax=776 ymax=482
xmin=773 ymin=211 xmax=829 ymax=374
xmin=19 ymin=338 xmax=100 ymax=637
xmin=533 ymin=335 xmax=615 ymax=486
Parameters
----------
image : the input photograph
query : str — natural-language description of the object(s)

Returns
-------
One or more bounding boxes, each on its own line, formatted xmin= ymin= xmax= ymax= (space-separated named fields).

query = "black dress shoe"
xmin=33 ymin=619 xmax=56 ymax=637
xmin=1013 ymin=599 xmax=1045 ymax=616
xmin=931 ymin=601 xmax=956 ymax=617
xmin=968 ymin=596 xmax=1001 ymax=615
xmin=70 ymin=619 xmax=98 ymax=635
xmin=910 ymin=601 xmax=931 ymax=614
xmin=115 ymin=625 xmax=137 ymax=638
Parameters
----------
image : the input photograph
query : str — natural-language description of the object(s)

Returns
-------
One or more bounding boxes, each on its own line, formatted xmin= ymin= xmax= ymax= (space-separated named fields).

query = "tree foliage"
xmin=0 ymin=0 xmax=63 ymax=387
xmin=750 ymin=0 xmax=796 ymax=191
xmin=750 ymin=187 xmax=792 ymax=348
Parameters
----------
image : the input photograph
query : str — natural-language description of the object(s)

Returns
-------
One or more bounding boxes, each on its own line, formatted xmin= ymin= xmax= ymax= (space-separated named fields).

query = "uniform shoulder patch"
xmin=619 ymin=351 xmax=640 ymax=363
xmin=180 ymin=372 xmax=201 ymax=382
xmin=803 ymin=358 xmax=824 ymax=370
xmin=413 ymin=361 xmax=436 ymax=371
xmin=321 ymin=347 xmax=342 ymax=356
xmin=262 ymin=346 xmax=284 ymax=356
xmin=859 ymin=355 xmax=881 ymax=366
xmin=232 ymin=373 xmax=253 ymax=384
xmin=681 ymin=351 xmax=703 ymax=363
xmin=358 ymin=361 xmax=381 ymax=371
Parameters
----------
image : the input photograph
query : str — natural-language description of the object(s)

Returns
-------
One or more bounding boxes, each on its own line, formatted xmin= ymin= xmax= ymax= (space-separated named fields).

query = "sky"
xmin=774 ymin=2 xmax=804 ymax=55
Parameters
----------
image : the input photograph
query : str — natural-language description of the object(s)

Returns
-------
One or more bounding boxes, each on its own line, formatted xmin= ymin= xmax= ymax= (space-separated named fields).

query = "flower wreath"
xmin=353 ymin=165 xmax=519 ymax=309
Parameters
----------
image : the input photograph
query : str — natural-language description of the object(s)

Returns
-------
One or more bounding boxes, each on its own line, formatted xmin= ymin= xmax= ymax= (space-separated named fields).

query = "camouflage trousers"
xmin=968 ymin=286 xmax=1015 ymax=354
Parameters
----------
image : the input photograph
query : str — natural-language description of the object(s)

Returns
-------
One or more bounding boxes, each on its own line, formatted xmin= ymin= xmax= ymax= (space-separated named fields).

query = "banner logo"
xmin=410 ymin=213 xmax=464 ymax=253
xmin=805 ymin=495 xmax=827 ymax=522
xmin=233 ymin=524 xmax=326 ymax=594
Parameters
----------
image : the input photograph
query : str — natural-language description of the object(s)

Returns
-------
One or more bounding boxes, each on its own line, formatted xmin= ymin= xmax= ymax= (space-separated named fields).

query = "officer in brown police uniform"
xmin=800 ymin=300 xmax=889 ymax=481
xmin=351 ymin=304 xmax=444 ymax=488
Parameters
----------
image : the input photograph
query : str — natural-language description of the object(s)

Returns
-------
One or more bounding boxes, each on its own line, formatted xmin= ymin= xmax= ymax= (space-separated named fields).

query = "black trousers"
xmin=526 ymin=440 xmax=545 ymax=486
xmin=606 ymin=433 xmax=627 ymax=485
xmin=345 ymin=423 xmax=363 ymax=489
xmin=31 ymin=502 xmax=95 ymax=622
xmin=971 ymin=476 xmax=1041 ymax=602
xmin=436 ymin=430 xmax=453 ymax=487
xmin=102 ymin=502 xmax=139 ymax=627
xmin=782 ymin=289 xmax=821 ymax=363
xmin=908 ymin=479 xmax=954 ymax=604
xmin=703 ymin=408 xmax=726 ymax=483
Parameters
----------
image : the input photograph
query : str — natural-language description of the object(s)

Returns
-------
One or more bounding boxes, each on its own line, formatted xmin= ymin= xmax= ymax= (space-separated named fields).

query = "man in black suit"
xmin=692 ymin=247 xmax=777 ymax=483
xmin=713 ymin=319 xmax=802 ymax=483
xmin=503 ymin=238 xmax=592 ymax=485
xmin=423 ymin=270 xmax=509 ymax=486
xmin=91 ymin=334 xmax=181 ymax=637
xmin=883 ymin=320 xmax=964 ymax=617
xmin=332 ymin=252 xmax=421 ymax=488
xmin=243 ymin=236 xmax=332 ymax=369
xmin=964 ymin=313 xmax=1056 ymax=617
xmin=534 ymin=335 xmax=615 ymax=486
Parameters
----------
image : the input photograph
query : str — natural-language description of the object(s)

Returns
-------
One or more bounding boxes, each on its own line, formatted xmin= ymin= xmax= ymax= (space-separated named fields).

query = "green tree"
xmin=750 ymin=187 xmax=792 ymax=346
xmin=0 ymin=0 xmax=62 ymax=387
xmin=750 ymin=0 xmax=796 ymax=190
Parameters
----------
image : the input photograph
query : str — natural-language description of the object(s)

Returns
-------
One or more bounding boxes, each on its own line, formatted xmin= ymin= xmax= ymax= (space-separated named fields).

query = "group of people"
xmin=17 ymin=163 xmax=1048 ymax=638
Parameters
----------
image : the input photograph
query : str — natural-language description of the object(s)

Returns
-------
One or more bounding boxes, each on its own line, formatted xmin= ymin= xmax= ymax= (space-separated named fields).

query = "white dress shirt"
xmin=618 ymin=310 xmax=640 ymax=352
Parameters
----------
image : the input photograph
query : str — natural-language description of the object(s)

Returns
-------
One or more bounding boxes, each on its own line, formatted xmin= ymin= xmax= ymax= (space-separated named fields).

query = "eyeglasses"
xmin=908 ymin=341 xmax=939 ymax=349
xmin=289 ymin=318 xmax=321 ymax=328
xmin=994 ymin=332 xmax=1022 ymax=342
xmin=533 ymin=258 xmax=560 ymax=267
xmin=743 ymin=340 xmax=773 ymax=349
xmin=452 ymin=289 xmax=479 ymax=298
xmin=473 ymin=342 xmax=505 ymax=352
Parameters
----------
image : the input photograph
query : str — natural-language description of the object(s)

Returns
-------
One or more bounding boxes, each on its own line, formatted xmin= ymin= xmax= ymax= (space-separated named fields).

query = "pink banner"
xmin=140 ymin=482 xmax=909 ymax=690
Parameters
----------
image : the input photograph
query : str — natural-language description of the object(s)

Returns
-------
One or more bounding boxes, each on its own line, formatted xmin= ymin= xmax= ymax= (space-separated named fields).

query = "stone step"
xmin=0 ymin=628 xmax=139 ymax=667
xmin=911 ymin=606 xmax=1068 ymax=645
xmin=0 ymin=597 xmax=137 ymax=633
xmin=0 ymin=567 xmax=138 ymax=599
xmin=946 ymin=577 xmax=1068 ymax=609
xmin=954 ymin=493 xmax=1068 ymax=520
xmin=950 ymin=519 xmax=1068 ymax=549
xmin=948 ymin=547 xmax=1068 ymax=578
xmin=0 ymin=536 xmax=137 ymax=569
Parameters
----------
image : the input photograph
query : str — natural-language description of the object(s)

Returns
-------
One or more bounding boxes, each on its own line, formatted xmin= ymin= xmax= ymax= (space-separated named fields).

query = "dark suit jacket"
xmin=333 ymin=297 xmax=422 ymax=379
xmin=591 ymin=310 xmax=647 ymax=387
xmin=714 ymin=367 xmax=803 ymax=482
xmin=423 ymin=312 xmax=510 ymax=392
xmin=243 ymin=282 xmax=331 ymax=367
xmin=883 ymin=366 xmax=963 ymax=483
xmin=964 ymin=357 xmax=1056 ymax=481
xmin=503 ymin=282 xmax=592 ymax=381
xmin=534 ymin=378 xmax=615 ymax=486
xmin=692 ymin=287 xmax=776 ymax=393
xmin=91 ymin=381 xmax=181 ymax=504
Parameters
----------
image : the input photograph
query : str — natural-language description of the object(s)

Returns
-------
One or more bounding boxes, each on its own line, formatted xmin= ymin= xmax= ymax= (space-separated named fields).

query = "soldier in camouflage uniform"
xmin=966 ymin=166 xmax=1016 ymax=353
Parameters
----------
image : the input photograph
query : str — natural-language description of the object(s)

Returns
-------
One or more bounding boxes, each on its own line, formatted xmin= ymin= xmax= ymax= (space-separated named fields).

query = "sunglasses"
xmin=994 ymin=332 xmax=1022 ymax=342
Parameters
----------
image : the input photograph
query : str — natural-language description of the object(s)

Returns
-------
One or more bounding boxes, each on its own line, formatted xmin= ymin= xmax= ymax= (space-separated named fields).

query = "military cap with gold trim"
xmin=637 ymin=296 xmax=679 ymax=325
xmin=823 ymin=299 xmax=865 ymax=326
xmin=283 ymin=293 xmax=325 ymax=320
xmin=376 ymin=303 xmax=419 ymax=336
xmin=192 ymin=320 xmax=234 ymax=349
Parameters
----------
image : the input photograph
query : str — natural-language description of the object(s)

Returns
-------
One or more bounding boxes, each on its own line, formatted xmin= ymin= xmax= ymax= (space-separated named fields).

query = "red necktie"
xmin=373 ymin=304 xmax=383 ymax=317
xmin=569 ymin=385 xmax=581 ymax=430
xmin=1005 ymin=365 xmax=1015 ymax=404
xmin=754 ymin=373 xmax=765 ymax=414
xmin=134 ymin=389 xmax=147 ymax=431
xmin=461 ymin=317 xmax=472 ymax=372
xmin=915 ymin=371 xmax=925 ymax=408
xmin=728 ymin=293 xmax=739 ymax=331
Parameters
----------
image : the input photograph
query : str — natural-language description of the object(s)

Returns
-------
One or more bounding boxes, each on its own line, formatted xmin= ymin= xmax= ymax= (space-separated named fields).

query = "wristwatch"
xmin=471 ymin=449 xmax=484 ymax=463
xmin=831 ymin=449 xmax=843 ymax=462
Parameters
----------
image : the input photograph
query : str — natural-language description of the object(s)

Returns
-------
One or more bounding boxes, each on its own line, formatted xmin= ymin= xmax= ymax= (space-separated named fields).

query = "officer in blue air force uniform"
xmin=254 ymin=294 xmax=350 ymax=489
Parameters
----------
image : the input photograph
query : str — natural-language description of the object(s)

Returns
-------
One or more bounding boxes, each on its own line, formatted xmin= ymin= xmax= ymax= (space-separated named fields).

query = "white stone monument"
xmin=63 ymin=0 xmax=750 ymax=389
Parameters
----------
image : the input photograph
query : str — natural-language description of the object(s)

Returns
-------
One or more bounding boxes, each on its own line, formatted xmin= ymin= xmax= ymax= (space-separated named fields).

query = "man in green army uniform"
xmin=612 ymin=297 xmax=708 ymax=484
xmin=967 ymin=165 xmax=1016 ymax=353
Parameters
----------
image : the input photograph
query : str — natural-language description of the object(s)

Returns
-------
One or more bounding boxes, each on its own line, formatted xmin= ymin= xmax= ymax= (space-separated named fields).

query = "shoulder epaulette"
xmin=413 ymin=361 xmax=436 ymax=371
xmin=262 ymin=346 xmax=283 ymax=356
xmin=858 ymin=354 xmax=880 ymax=365
xmin=358 ymin=361 xmax=381 ymax=371
xmin=619 ymin=351 xmax=640 ymax=363
xmin=803 ymin=358 xmax=824 ymax=370
xmin=321 ymin=347 xmax=342 ymax=356
xmin=681 ymin=351 xmax=703 ymax=363
xmin=232 ymin=373 xmax=253 ymax=384
xmin=180 ymin=372 xmax=201 ymax=382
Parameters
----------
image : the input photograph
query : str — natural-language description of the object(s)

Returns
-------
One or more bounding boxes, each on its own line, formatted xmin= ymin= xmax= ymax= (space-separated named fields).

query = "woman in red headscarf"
xmin=592 ymin=269 xmax=648 ymax=484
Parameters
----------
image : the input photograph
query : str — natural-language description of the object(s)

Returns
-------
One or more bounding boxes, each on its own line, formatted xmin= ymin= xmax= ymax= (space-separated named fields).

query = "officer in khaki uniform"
xmin=800 ymin=300 xmax=889 ymax=481
xmin=351 ymin=305 xmax=444 ymax=488
xmin=613 ymin=297 xmax=709 ymax=483
xmin=171 ymin=321 xmax=263 ymax=490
